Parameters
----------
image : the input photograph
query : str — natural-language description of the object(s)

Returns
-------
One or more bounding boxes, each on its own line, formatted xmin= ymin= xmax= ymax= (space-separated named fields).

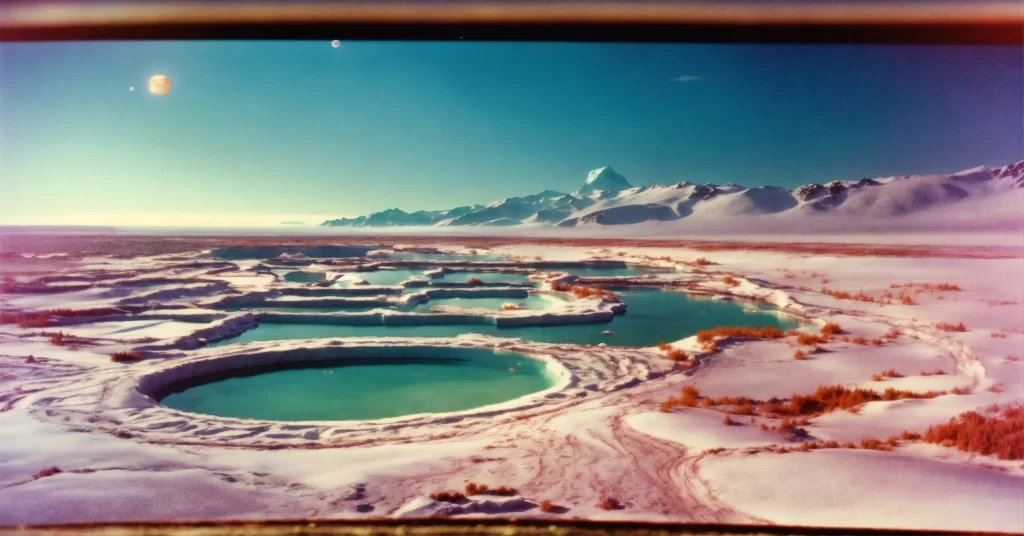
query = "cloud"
xmin=672 ymin=75 xmax=704 ymax=82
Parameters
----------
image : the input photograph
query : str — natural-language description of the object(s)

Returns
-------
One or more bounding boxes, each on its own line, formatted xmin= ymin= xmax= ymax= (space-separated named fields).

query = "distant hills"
xmin=322 ymin=162 xmax=1024 ymax=228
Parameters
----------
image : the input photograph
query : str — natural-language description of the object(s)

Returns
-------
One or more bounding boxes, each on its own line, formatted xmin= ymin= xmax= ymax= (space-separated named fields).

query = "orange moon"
xmin=148 ymin=75 xmax=171 ymax=95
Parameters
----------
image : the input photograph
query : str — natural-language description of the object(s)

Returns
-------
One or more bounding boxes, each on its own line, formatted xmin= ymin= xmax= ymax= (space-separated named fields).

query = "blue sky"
xmin=0 ymin=41 xmax=1020 ymax=225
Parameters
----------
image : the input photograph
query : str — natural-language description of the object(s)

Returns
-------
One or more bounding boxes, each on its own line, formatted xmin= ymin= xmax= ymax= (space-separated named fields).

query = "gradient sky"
xmin=0 ymin=41 xmax=1021 ymax=225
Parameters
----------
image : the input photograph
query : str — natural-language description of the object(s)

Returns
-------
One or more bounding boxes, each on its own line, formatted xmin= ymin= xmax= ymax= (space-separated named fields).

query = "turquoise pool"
xmin=282 ymin=271 xmax=327 ymax=283
xmin=388 ymin=252 xmax=507 ymax=262
xmin=441 ymin=272 xmax=532 ymax=283
xmin=213 ymin=290 xmax=800 ymax=347
xmin=160 ymin=348 xmax=556 ymax=421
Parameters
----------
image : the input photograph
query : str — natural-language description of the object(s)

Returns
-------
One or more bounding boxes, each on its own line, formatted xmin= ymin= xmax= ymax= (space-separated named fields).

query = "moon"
xmin=148 ymin=75 xmax=171 ymax=95
xmin=129 ymin=86 xmax=134 ymax=92
xmin=331 ymin=40 xmax=341 ymax=48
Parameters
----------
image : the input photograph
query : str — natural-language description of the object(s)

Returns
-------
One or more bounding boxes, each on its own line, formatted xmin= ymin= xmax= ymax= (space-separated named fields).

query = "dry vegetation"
xmin=693 ymin=257 xmax=714 ymax=266
xmin=538 ymin=501 xmax=559 ymax=513
xmin=429 ymin=491 xmax=467 ymax=503
xmin=923 ymin=407 xmax=1024 ymax=460
xmin=551 ymin=282 xmax=619 ymax=302
xmin=1 ymin=312 xmax=50 ymax=328
xmin=466 ymin=277 xmax=485 ymax=286
xmin=657 ymin=341 xmax=689 ymax=363
xmin=871 ymin=368 xmax=903 ymax=381
xmin=499 ymin=303 xmax=523 ymax=311
xmin=936 ymin=322 xmax=967 ymax=332
xmin=464 ymin=482 xmax=517 ymax=496
xmin=920 ymin=369 xmax=945 ymax=376
xmin=110 ymin=351 xmax=143 ymax=363
xmin=33 ymin=467 xmax=62 ymax=479
xmin=722 ymin=275 xmax=741 ymax=287
xmin=597 ymin=497 xmax=621 ymax=510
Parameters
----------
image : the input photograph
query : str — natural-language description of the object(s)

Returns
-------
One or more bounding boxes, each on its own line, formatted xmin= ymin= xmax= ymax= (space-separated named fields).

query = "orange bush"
xmin=693 ymin=257 xmax=713 ymax=266
xmin=859 ymin=438 xmax=892 ymax=451
xmin=936 ymin=322 xmax=967 ymax=332
xmin=923 ymin=407 xmax=1024 ymax=460
xmin=110 ymin=351 xmax=143 ymax=363
xmin=820 ymin=322 xmax=843 ymax=336
xmin=821 ymin=287 xmax=876 ymax=303
xmin=722 ymin=415 xmax=735 ymax=426
xmin=49 ymin=331 xmax=65 ymax=346
xmin=467 ymin=277 xmax=484 ymax=286
xmin=900 ymin=430 xmax=922 ymax=440
xmin=539 ymin=501 xmax=559 ymax=513
xmin=465 ymin=482 xmax=488 ymax=496
xmin=598 ymin=497 xmax=621 ymax=510
xmin=920 ymin=369 xmax=945 ymax=376
xmin=766 ymin=385 xmax=943 ymax=417
xmin=793 ymin=350 xmax=806 ymax=360
xmin=950 ymin=386 xmax=972 ymax=395
xmin=795 ymin=333 xmax=828 ymax=345
xmin=695 ymin=325 xmax=789 ymax=343
xmin=852 ymin=336 xmax=867 ymax=344
xmin=552 ymin=282 xmax=619 ymax=302
xmin=430 ymin=491 xmax=467 ymax=503
xmin=722 ymin=276 xmax=740 ymax=287
xmin=500 ymin=304 xmax=523 ymax=311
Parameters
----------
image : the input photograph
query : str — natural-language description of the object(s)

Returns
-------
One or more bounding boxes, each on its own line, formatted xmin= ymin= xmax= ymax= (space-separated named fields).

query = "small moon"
xmin=331 ymin=40 xmax=341 ymax=48
xmin=129 ymin=86 xmax=135 ymax=92
xmin=148 ymin=75 xmax=171 ymax=95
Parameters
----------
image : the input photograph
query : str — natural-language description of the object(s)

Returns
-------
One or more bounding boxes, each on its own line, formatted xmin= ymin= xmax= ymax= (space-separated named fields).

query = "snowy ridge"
xmin=322 ymin=161 xmax=1024 ymax=228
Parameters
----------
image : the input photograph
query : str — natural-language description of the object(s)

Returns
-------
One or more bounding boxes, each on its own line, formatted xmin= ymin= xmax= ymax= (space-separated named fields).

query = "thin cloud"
xmin=672 ymin=75 xmax=705 ymax=82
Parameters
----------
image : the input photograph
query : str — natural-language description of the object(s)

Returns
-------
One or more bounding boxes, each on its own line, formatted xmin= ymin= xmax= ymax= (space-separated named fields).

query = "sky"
xmin=0 ymin=41 xmax=1021 ymax=226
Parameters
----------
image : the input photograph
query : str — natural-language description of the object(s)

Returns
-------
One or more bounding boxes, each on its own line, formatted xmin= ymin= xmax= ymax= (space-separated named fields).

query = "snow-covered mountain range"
xmin=321 ymin=162 xmax=1024 ymax=228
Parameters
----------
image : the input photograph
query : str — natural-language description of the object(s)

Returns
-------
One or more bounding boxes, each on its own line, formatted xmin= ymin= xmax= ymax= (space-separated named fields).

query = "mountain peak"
xmin=577 ymin=166 xmax=633 ymax=195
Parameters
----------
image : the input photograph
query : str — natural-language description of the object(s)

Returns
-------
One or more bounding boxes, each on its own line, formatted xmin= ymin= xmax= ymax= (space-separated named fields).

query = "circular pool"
xmin=158 ymin=347 xmax=558 ymax=421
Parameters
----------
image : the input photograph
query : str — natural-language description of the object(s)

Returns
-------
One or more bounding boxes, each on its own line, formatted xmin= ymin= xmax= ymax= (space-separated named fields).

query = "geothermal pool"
xmin=282 ymin=271 xmax=327 ymax=283
xmin=386 ymin=252 xmax=507 ymax=262
xmin=439 ymin=272 xmax=531 ymax=283
xmin=159 ymin=349 xmax=556 ymax=421
xmin=213 ymin=290 xmax=800 ymax=347
xmin=406 ymin=294 xmax=553 ymax=312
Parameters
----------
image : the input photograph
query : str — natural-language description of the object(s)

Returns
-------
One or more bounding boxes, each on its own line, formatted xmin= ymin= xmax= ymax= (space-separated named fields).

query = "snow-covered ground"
xmin=0 ymin=236 xmax=1021 ymax=531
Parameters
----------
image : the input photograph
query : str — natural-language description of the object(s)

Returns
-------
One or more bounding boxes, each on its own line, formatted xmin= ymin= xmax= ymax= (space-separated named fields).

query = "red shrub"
xmin=722 ymin=276 xmax=740 ymax=287
xmin=49 ymin=331 xmax=65 ymax=346
xmin=920 ymin=369 xmax=945 ymax=376
xmin=936 ymin=322 xmax=967 ymax=332
xmin=539 ymin=501 xmax=559 ymax=513
xmin=110 ymin=351 xmax=143 ymax=363
xmin=500 ymin=304 xmax=523 ymax=311
xmin=693 ymin=257 xmax=713 ymax=266
xmin=950 ymin=386 xmax=972 ymax=395
xmin=722 ymin=415 xmax=736 ymax=426
xmin=14 ymin=313 xmax=49 ymax=328
xmin=34 ymin=467 xmax=62 ymax=479
xmin=793 ymin=350 xmax=806 ymax=360
xmin=923 ymin=407 xmax=1024 ymax=460
xmin=597 ymin=497 xmax=621 ymax=510
xmin=467 ymin=277 xmax=484 ymax=286
xmin=852 ymin=336 xmax=867 ymax=345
